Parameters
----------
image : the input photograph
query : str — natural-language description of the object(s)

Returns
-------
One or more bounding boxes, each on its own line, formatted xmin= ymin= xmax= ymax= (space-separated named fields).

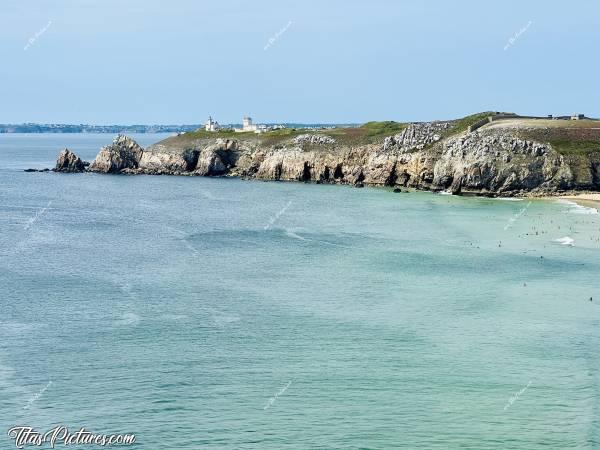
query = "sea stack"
xmin=54 ymin=149 xmax=88 ymax=173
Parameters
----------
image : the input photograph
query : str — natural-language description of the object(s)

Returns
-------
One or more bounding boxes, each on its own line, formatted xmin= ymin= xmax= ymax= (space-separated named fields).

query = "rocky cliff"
xmin=51 ymin=114 xmax=600 ymax=197
xmin=55 ymin=148 xmax=88 ymax=172
xmin=88 ymin=135 xmax=144 ymax=173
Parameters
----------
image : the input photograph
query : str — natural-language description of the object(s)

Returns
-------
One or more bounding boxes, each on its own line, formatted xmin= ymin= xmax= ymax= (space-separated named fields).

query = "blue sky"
xmin=0 ymin=0 xmax=598 ymax=124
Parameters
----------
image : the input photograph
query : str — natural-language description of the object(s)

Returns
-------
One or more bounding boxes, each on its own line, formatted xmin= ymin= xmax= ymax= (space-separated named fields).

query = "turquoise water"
xmin=1 ymin=134 xmax=599 ymax=449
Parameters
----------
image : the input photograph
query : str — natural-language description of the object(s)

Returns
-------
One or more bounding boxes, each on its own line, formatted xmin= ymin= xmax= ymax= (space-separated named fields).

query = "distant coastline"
xmin=0 ymin=124 xmax=200 ymax=134
xmin=0 ymin=123 xmax=357 ymax=134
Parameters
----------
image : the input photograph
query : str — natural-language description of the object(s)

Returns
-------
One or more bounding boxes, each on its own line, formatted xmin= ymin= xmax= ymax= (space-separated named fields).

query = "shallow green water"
xmin=1 ymin=134 xmax=599 ymax=449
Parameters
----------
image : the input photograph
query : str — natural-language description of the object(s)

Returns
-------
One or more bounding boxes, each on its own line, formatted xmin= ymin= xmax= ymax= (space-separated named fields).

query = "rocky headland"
xmin=50 ymin=113 xmax=600 ymax=197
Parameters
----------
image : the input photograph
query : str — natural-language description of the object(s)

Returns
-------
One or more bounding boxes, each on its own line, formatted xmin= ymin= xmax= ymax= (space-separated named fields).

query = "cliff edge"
xmin=52 ymin=113 xmax=600 ymax=197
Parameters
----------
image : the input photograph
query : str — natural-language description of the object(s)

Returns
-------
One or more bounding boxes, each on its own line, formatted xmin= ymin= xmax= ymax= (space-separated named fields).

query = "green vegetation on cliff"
xmin=317 ymin=121 xmax=406 ymax=145
xmin=175 ymin=129 xmax=256 ymax=140
xmin=161 ymin=113 xmax=600 ymax=159
xmin=444 ymin=112 xmax=495 ymax=137
xmin=517 ymin=122 xmax=600 ymax=156
xmin=549 ymin=140 xmax=600 ymax=155
xmin=360 ymin=121 xmax=407 ymax=136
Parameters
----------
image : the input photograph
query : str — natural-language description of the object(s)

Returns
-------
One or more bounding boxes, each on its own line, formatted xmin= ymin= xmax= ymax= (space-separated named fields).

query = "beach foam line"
xmin=494 ymin=197 xmax=524 ymax=201
xmin=557 ymin=199 xmax=599 ymax=215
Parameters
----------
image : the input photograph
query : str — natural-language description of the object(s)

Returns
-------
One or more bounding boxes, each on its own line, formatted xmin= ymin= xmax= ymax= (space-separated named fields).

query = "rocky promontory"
xmin=49 ymin=113 xmax=600 ymax=197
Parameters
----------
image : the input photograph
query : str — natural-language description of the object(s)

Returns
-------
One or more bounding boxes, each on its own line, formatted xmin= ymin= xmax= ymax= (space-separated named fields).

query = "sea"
xmin=1 ymin=133 xmax=599 ymax=449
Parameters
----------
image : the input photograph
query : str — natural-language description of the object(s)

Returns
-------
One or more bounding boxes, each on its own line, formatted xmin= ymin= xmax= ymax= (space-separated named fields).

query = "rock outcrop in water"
xmin=54 ymin=148 xmax=87 ymax=172
xmin=88 ymin=135 xmax=144 ymax=173
xmin=50 ymin=118 xmax=600 ymax=197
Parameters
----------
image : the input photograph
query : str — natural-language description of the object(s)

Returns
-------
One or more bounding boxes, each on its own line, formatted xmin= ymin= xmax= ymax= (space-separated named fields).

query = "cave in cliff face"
xmin=322 ymin=166 xmax=331 ymax=182
xmin=184 ymin=150 xmax=200 ymax=172
xmin=397 ymin=171 xmax=411 ymax=187
xmin=333 ymin=164 xmax=344 ymax=179
xmin=438 ymin=175 xmax=454 ymax=189
xmin=420 ymin=170 xmax=434 ymax=185
xmin=301 ymin=162 xmax=312 ymax=182
xmin=356 ymin=171 xmax=365 ymax=184
xmin=384 ymin=162 xmax=398 ymax=186
xmin=215 ymin=148 xmax=239 ymax=169
xmin=274 ymin=162 xmax=283 ymax=180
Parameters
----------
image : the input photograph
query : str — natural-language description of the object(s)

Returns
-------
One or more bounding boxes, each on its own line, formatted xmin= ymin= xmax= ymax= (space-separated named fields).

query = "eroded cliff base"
xmin=50 ymin=113 xmax=600 ymax=198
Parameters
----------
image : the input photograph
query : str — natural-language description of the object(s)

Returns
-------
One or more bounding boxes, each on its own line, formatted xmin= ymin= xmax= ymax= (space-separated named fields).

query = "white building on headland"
xmin=242 ymin=116 xmax=256 ymax=131
xmin=205 ymin=116 xmax=220 ymax=132
xmin=235 ymin=115 xmax=270 ymax=133
xmin=203 ymin=114 xmax=282 ymax=134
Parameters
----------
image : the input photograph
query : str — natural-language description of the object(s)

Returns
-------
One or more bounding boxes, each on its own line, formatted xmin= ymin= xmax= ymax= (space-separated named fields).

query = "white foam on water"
xmin=115 ymin=312 xmax=141 ymax=326
xmin=557 ymin=199 xmax=578 ymax=207
xmin=285 ymin=229 xmax=307 ymax=241
xmin=557 ymin=199 xmax=599 ymax=215
xmin=554 ymin=236 xmax=575 ymax=246
xmin=494 ymin=197 xmax=524 ymax=202
xmin=571 ymin=205 xmax=598 ymax=215
xmin=438 ymin=191 xmax=452 ymax=196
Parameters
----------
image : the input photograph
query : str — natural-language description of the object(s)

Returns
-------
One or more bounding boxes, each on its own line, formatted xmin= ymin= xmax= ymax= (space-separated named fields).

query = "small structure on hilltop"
xmin=234 ymin=115 xmax=271 ymax=133
xmin=468 ymin=112 xmax=593 ymax=133
xmin=205 ymin=116 xmax=220 ymax=132
xmin=242 ymin=116 xmax=257 ymax=132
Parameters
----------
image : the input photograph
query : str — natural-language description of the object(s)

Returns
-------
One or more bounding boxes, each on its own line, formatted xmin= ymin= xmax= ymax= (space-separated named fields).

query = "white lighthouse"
xmin=205 ymin=116 xmax=220 ymax=132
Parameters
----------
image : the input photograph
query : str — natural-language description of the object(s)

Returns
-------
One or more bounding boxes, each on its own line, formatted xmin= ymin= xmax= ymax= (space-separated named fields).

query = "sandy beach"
xmin=555 ymin=193 xmax=600 ymax=210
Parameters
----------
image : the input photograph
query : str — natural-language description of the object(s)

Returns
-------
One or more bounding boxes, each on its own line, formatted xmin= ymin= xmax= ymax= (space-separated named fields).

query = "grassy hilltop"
xmin=161 ymin=112 xmax=600 ymax=158
xmin=167 ymin=112 xmax=493 ymax=147
xmin=486 ymin=118 xmax=600 ymax=156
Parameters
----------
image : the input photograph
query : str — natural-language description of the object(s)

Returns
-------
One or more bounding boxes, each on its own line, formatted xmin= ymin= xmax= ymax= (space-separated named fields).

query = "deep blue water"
xmin=1 ymin=134 xmax=599 ymax=449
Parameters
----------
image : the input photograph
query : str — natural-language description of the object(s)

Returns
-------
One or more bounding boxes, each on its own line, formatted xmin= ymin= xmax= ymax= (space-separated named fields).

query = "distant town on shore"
xmin=2 ymin=111 xmax=597 ymax=135
xmin=0 ymin=118 xmax=355 ymax=134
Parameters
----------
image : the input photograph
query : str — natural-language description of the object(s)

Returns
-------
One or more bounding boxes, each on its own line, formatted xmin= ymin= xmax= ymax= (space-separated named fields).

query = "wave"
xmin=285 ymin=228 xmax=308 ymax=241
xmin=554 ymin=236 xmax=575 ymax=246
xmin=557 ymin=199 xmax=599 ymax=215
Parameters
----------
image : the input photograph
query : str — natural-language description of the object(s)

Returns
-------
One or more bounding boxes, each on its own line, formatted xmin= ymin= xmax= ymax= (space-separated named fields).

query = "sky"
xmin=0 ymin=0 xmax=598 ymax=124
